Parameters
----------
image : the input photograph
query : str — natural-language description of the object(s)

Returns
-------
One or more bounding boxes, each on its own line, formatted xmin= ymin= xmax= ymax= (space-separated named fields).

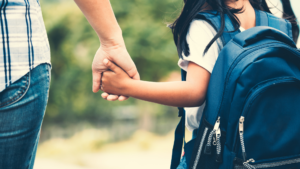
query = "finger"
xmin=107 ymin=94 xmax=119 ymax=101
xmin=92 ymin=71 xmax=102 ymax=93
xmin=125 ymin=66 xmax=139 ymax=80
xmin=118 ymin=95 xmax=129 ymax=101
xmin=103 ymin=59 xmax=122 ymax=73
xmin=101 ymin=92 xmax=109 ymax=99
xmin=109 ymin=50 xmax=139 ymax=79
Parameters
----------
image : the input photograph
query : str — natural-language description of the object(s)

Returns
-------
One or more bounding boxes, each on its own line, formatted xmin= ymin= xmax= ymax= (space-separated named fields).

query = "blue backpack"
xmin=171 ymin=9 xmax=300 ymax=169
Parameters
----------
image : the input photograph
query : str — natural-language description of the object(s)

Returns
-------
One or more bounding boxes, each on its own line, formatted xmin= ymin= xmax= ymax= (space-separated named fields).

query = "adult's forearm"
xmin=74 ymin=0 xmax=123 ymax=44
xmin=123 ymin=80 xmax=205 ymax=107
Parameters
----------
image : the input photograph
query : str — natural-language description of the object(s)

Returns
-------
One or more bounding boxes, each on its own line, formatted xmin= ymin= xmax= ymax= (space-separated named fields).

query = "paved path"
xmin=34 ymin=152 xmax=171 ymax=169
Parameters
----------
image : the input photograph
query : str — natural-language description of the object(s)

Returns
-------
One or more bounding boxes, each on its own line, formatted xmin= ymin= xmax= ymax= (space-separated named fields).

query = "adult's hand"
xmin=92 ymin=39 xmax=139 ymax=101
xmin=74 ymin=0 xmax=140 ymax=101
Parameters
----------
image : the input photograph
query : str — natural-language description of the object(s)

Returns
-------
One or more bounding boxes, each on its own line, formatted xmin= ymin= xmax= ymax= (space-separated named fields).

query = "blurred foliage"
xmin=41 ymin=0 xmax=182 ymax=127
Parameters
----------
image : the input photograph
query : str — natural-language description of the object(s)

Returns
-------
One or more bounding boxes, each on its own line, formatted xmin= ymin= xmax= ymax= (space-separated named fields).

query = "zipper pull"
xmin=214 ymin=117 xmax=221 ymax=147
xmin=239 ymin=117 xmax=244 ymax=134
xmin=214 ymin=117 xmax=221 ymax=131
xmin=243 ymin=159 xmax=256 ymax=169
xmin=204 ymin=117 xmax=220 ymax=155
xmin=215 ymin=128 xmax=222 ymax=163
xmin=239 ymin=116 xmax=247 ymax=161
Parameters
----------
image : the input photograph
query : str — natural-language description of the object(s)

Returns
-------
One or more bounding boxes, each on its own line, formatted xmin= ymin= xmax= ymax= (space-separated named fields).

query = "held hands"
xmin=101 ymin=59 xmax=132 ymax=96
xmin=92 ymin=41 xmax=139 ymax=101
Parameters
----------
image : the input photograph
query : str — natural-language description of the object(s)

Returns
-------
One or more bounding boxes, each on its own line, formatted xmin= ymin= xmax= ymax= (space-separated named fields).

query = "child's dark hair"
xmin=170 ymin=0 xmax=299 ymax=58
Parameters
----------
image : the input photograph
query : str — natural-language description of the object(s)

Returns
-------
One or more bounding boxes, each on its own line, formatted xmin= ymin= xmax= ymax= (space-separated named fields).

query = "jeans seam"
xmin=27 ymin=128 xmax=41 ymax=169
xmin=0 ymin=73 xmax=31 ymax=108
xmin=45 ymin=64 xmax=51 ymax=96
xmin=47 ymin=64 xmax=51 ymax=84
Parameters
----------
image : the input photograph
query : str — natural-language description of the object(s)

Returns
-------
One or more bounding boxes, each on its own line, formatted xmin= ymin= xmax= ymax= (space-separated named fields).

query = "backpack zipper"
xmin=239 ymin=116 xmax=256 ymax=169
xmin=204 ymin=116 xmax=220 ymax=155
xmin=192 ymin=127 xmax=209 ymax=169
xmin=235 ymin=157 xmax=300 ymax=169
xmin=215 ymin=127 xmax=222 ymax=163
xmin=239 ymin=116 xmax=247 ymax=161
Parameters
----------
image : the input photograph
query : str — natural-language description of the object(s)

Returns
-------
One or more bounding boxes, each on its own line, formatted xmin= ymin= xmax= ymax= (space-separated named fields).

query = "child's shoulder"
xmin=189 ymin=10 xmax=220 ymax=32
xmin=188 ymin=19 xmax=218 ymax=37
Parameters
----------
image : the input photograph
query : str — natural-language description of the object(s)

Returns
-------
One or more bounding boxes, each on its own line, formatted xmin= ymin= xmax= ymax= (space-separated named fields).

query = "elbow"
xmin=186 ymin=92 xmax=206 ymax=107
xmin=192 ymin=97 xmax=206 ymax=107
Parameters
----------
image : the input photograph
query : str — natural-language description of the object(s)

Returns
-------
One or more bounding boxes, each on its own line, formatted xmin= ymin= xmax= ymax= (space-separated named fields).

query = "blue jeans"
xmin=0 ymin=64 xmax=50 ymax=169
xmin=176 ymin=129 xmax=199 ymax=169
xmin=177 ymin=156 xmax=188 ymax=169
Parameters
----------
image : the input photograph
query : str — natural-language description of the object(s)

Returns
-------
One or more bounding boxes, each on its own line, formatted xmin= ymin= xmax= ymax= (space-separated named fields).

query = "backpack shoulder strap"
xmin=197 ymin=10 xmax=294 ymax=44
xmin=256 ymin=10 xmax=293 ymax=39
xmin=170 ymin=69 xmax=187 ymax=169
xmin=267 ymin=13 xmax=293 ymax=39
xmin=195 ymin=11 xmax=240 ymax=46
xmin=170 ymin=107 xmax=186 ymax=169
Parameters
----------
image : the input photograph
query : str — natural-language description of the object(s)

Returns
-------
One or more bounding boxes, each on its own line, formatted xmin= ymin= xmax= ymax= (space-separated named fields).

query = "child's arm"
xmin=101 ymin=59 xmax=211 ymax=107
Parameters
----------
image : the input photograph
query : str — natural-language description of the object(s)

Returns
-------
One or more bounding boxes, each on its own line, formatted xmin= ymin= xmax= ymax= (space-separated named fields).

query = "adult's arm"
xmin=74 ymin=0 xmax=140 ymax=100
xmin=74 ymin=0 xmax=122 ymax=44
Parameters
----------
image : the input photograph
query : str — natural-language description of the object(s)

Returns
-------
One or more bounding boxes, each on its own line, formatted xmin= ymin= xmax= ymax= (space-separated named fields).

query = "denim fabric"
xmin=0 ymin=63 xmax=51 ymax=169
xmin=176 ymin=129 xmax=199 ymax=169
xmin=177 ymin=156 xmax=188 ymax=169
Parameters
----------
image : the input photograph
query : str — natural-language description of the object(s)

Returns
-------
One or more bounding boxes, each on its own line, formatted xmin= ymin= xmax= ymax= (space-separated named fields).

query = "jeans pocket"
xmin=0 ymin=73 xmax=30 ymax=108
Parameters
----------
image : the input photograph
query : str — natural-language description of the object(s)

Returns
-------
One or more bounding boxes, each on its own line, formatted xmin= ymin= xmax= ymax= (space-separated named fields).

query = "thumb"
xmin=103 ymin=59 xmax=121 ymax=73
xmin=92 ymin=70 xmax=102 ymax=93
xmin=132 ymin=71 xmax=140 ymax=80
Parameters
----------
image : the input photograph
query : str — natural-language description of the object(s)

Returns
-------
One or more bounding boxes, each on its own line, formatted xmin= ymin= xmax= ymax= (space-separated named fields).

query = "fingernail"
xmin=103 ymin=59 xmax=109 ymax=65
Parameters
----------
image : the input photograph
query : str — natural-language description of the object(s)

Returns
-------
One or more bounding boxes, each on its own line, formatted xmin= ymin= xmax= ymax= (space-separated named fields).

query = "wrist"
xmin=121 ymin=78 xmax=135 ymax=96
xmin=99 ymin=28 xmax=124 ymax=47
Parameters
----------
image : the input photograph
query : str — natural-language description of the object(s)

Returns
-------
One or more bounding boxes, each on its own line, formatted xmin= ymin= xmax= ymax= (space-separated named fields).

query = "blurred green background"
xmin=41 ymin=0 xmax=182 ymax=140
xmin=34 ymin=0 xmax=299 ymax=169
xmin=36 ymin=0 xmax=183 ymax=168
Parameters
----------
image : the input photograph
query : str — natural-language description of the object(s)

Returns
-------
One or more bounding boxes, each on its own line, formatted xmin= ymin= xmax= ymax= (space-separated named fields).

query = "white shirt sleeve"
xmin=178 ymin=20 xmax=223 ymax=73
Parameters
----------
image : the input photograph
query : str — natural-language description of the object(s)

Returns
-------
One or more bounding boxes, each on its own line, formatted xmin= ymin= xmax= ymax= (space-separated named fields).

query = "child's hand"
xmin=101 ymin=59 xmax=132 ymax=96
xmin=92 ymin=44 xmax=140 ymax=101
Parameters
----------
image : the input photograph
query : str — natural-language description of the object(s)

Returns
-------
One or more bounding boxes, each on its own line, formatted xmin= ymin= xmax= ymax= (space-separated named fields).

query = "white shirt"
xmin=178 ymin=20 xmax=245 ymax=131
